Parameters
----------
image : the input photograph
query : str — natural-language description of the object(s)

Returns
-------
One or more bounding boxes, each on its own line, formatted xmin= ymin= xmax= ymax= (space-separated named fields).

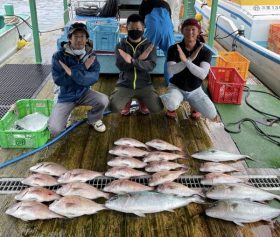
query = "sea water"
xmin=0 ymin=0 xmax=64 ymax=31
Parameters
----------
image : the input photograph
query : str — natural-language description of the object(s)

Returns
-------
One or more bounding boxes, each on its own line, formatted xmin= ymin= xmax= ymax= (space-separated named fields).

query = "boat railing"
xmin=68 ymin=0 xmax=107 ymax=20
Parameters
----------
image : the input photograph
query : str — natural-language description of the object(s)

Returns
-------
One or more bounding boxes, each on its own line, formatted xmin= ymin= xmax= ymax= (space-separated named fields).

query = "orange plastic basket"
xmin=208 ymin=67 xmax=245 ymax=104
xmin=269 ymin=24 xmax=280 ymax=38
xmin=216 ymin=52 xmax=250 ymax=81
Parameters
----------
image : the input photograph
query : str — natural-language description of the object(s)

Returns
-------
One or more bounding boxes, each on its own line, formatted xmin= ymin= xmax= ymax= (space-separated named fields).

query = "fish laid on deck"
xmin=156 ymin=182 xmax=204 ymax=197
xmin=143 ymin=151 xmax=186 ymax=162
xmin=29 ymin=162 xmax=67 ymax=176
xmin=21 ymin=173 xmax=59 ymax=187
xmin=103 ymin=179 xmax=154 ymax=194
xmin=145 ymin=160 xmax=187 ymax=172
xmin=206 ymin=200 xmax=280 ymax=226
xmin=105 ymin=167 xmax=147 ymax=179
xmin=114 ymin=138 xmax=148 ymax=149
xmin=6 ymin=201 xmax=63 ymax=221
xmin=56 ymin=182 xmax=110 ymax=199
xmin=148 ymin=170 xmax=186 ymax=186
xmin=57 ymin=169 xmax=103 ymax=183
xmin=15 ymin=187 xmax=61 ymax=202
xmin=201 ymin=173 xmax=247 ymax=186
xmin=145 ymin=139 xmax=182 ymax=151
xmin=109 ymin=145 xmax=149 ymax=157
xmin=191 ymin=149 xmax=251 ymax=162
xmin=49 ymin=195 xmax=106 ymax=218
xmin=200 ymin=162 xmax=241 ymax=173
xmin=206 ymin=184 xmax=280 ymax=202
xmin=105 ymin=191 xmax=204 ymax=217
xmin=107 ymin=156 xmax=147 ymax=168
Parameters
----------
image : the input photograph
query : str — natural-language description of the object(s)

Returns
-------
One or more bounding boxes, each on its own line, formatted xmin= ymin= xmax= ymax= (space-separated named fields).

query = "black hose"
xmin=224 ymin=86 xmax=280 ymax=146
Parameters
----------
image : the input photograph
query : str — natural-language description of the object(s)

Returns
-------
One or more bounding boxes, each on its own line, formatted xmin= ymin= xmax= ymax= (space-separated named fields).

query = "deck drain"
xmin=0 ymin=175 xmax=279 ymax=194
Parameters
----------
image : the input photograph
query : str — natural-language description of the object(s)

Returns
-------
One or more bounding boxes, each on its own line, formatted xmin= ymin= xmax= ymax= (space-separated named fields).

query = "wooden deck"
xmin=0 ymin=30 xmax=279 ymax=237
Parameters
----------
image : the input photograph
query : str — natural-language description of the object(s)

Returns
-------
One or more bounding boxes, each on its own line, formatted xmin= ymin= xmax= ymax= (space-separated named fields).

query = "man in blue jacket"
xmin=48 ymin=22 xmax=109 ymax=137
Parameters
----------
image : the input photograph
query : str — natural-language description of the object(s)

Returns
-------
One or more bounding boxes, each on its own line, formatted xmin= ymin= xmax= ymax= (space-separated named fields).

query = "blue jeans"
xmin=160 ymin=83 xmax=217 ymax=119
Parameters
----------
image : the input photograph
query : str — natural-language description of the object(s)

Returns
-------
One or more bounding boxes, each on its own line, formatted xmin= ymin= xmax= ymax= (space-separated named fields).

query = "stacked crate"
xmin=208 ymin=67 xmax=245 ymax=105
xmin=268 ymin=24 xmax=280 ymax=54
xmin=216 ymin=52 xmax=250 ymax=81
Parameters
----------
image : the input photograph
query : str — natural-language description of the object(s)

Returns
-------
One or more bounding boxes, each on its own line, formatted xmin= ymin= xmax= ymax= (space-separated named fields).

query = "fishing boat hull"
xmin=0 ymin=15 xmax=32 ymax=65
xmin=195 ymin=1 xmax=280 ymax=96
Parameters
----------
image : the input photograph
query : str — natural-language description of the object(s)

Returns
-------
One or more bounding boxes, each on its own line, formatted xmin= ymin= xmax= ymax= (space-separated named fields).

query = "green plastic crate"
xmin=0 ymin=99 xmax=54 ymax=148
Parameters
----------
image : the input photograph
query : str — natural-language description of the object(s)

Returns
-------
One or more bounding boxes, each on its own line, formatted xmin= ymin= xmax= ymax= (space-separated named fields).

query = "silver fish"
xmin=206 ymin=200 xmax=280 ymax=226
xmin=201 ymin=173 xmax=247 ymax=186
xmin=109 ymin=145 xmax=149 ymax=157
xmin=200 ymin=162 xmax=241 ymax=173
xmin=29 ymin=162 xmax=67 ymax=176
xmin=56 ymin=182 xmax=110 ymax=199
xmin=105 ymin=167 xmax=147 ymax=179
xmin=103 ymin=179 xmax=154 ymax=194
xmin=148 ymin=170 xmax=186 ymax=186
xmin=57 ymin=169 xmax=103 ymax=183
xmin=145 ymin=139 xmax=182 ymax=151
xmin=145 ymin=161 xmax=187 ymax=172
xmin=157 ymin=182 xmax=204 ymax=197
xmin=107 ymin=156 xmax=147 ymax=168
xmin=105 ymin=191 xmax=204 ymax=217
xmin=5 ymin=201 xmax=63 ymax=221
xmin=206 ymin=184 xmax=280 ymax=202
xmin=143 ymin=151 xmax=186 ymax=162
xmin=114 ymin=138 xmax=148 ymax=149
xmin=21 ymin=173 xmax=59 ymax=187
xmin=192 ymin=149 xmax=251 ymax=162
xmin=15 ymin=187 xmax=61 ymax=202
xmin=49 ymin=195 xmax=106 ymax=218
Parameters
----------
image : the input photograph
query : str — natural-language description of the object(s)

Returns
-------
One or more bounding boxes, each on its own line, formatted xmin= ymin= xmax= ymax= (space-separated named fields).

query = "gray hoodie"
xmin=115 ymin=37 xmax=157 ymax=90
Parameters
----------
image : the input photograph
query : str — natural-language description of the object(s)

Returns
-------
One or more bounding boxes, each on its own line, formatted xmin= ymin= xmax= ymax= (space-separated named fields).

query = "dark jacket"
xmin=139 ymin=0 xmax=171 ymax=19
xmin=52 ymin=42 xmax=100 ymax=102
xmin=115 ymin=38 xmax=156 ymax=90
xmin=168 ymin=40 xmax=212 ymax=91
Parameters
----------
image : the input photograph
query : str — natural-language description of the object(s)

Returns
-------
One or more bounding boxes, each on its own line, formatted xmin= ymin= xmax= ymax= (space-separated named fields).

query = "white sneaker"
xmin=92 ymin=120 xmax=106 ymax=132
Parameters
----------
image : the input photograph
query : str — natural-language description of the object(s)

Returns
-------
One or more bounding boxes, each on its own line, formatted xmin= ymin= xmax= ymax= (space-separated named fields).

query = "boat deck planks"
xmin=0 ymin=30 xmax=279 ymax=237
xmin=0 ymin=75 xmax=279 ymax=237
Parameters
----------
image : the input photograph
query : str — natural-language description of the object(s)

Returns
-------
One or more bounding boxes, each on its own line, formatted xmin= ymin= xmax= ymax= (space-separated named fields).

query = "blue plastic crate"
xmin=86 ymin=18 xmax=118 ymax=32
xmin=56 ymin=35 xmax=68 ymax=50
xmin=77 ymin=16 xmax=117 ymax=23
xmin=156 ymin=47 xmax=165 ymax=57
xmin=92 ymin=24 xmax=119 ymax=52
xmin=174 ymin=33 xmax=184 ymax=42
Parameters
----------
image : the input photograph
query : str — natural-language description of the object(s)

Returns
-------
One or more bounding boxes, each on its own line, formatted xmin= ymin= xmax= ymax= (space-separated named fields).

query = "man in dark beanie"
xmin=48 ymin=22 xmax=109 ymax=136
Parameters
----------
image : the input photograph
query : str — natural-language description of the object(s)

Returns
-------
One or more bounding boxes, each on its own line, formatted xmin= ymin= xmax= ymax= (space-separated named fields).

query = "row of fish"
xmin=6 ymin=137 xmax=280 ymax=226
xmin=193 ymin=149 xmax=280 ymax=225
xmin=6 ymin=138 xmax=193 ymax=221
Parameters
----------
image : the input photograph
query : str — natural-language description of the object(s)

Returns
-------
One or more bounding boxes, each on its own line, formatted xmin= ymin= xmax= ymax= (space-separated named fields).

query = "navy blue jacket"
xmin=52 ymin=43 xmax=100 ymax=102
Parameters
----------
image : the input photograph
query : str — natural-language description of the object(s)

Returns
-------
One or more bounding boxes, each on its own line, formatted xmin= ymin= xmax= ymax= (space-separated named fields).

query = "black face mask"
xmin=128 ymin=30 xmax=144 ymax=40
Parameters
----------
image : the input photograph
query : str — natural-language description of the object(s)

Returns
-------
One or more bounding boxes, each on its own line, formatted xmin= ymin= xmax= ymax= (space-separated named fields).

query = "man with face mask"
xmin=110 ymin=14 xmax=163 ymax=115
xmin=48 ymin=22 xmax=109 ymax=137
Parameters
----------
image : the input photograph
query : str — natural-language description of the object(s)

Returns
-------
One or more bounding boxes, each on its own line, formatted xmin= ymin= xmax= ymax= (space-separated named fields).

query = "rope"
xmin=4 ymin=15 xmax=20 ymax=25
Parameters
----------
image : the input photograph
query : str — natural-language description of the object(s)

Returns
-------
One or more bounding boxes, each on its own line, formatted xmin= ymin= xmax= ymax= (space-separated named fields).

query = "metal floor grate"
xmin=0 ymin=64 xmax=51 ymax=118
xmin=0 ymin=175 xmax=279 ymax=194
